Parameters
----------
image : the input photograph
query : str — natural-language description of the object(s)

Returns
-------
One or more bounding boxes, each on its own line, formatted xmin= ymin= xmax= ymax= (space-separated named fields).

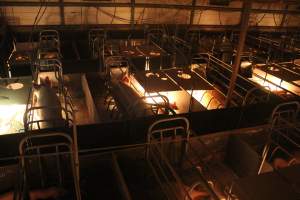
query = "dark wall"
xmin=0 ymin=99 xmax=282 ymax=161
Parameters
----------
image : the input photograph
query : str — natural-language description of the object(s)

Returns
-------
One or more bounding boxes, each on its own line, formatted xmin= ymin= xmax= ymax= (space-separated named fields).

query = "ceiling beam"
xmin=8 ymin=24 xmax=300 ymax=33
xmin=1 ymin=2 xmax=300 ymax=15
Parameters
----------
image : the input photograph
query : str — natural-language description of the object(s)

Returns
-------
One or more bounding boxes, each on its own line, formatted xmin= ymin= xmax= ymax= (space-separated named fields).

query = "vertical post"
xmin=59 ymin=0 xmax=65 ymax=25
xmin=130 ymin=0 xmax=135 ymax=29
xmin=225 ymin=0 xmax=252 ymax=107
xmin=189 ymin=0 xmax=196 ymax=25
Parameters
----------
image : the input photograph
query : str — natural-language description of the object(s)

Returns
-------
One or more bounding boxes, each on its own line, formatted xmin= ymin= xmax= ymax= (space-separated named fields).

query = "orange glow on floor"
xmin=129 ymin=75 xmax=223 ymax=112
xmin=0 ymin=104 xmax=26 ymax=135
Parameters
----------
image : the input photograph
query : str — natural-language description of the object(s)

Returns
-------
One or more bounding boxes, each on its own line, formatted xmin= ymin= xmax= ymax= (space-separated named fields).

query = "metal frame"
xmin=258 ymin=101 xmax=300 ymax=174
xmin=251 ymin=63 xmax=300 ymax=97
xmin=33 ymin=59 xmax=63 ymax=87
xmin=74 ymin=140 xmax=194 ymax=199
xmin=0 ymin=122 xmax=274 ymax=199
xmin=147 ymin=117 xmax=223 ymax=200
xmin=105 ymin=86 xmax=175 ymax=119
xmin=273 ymin=62 xmax=300 ymax=87
xmin=128 ymin=78 xmax=176 ymax=114
xmin=249 ymin=35 xmax=300 ymax=54
xmin=197 ymin=53 xmax=270 ymax=106
xmin=40 ymin=30 xmax=60 ymax=40
xmin=23 ymin=81 xmax=74 ymax=131
xmin=181 ymin=139 xmax=224 ymax=200
xmin=103 ymin=58 xmax=176 ymax=118
xmin=24 ymin=29 xmax=74 ymax=131
xmin=246 ymin=35 xmax=299 ymax=62
xmin=162 ymin=67 xmax=226 ymax=110
xmin=145 ymin=28 xmax=170 ymax=71
xmin=88 ymin=29 xmax=107 ymax=60
xmin=146 ymin=117 xmax=193 ymax=200
xmin=104 ymin=56 xmax=130 ymax=79
xmin=36 ymin=29 xmax=62 ymax=81
xmin=38 ymin=30 xmax=61 ymax=59
xmin=171 ymin=36 xmax=192 ymax=66
xmin=147 ymin=141 xmax=193 ymax=200
xmin=146 ymin=117 xmax=190 ymax=162
xmin=18 ymin=132 xmax=81 ymax=200
xmin=242 ymin=87 xmax=270 ymax=106
xmin=146 ymin=28 xmax=167 ymax=53
xmin=133 ymin=94 xmax=176 ymax=115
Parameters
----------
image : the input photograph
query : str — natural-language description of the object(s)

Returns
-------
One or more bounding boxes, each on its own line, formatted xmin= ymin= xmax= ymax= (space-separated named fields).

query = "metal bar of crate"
xmin=19 ymin=132 xmax=81 ymax=200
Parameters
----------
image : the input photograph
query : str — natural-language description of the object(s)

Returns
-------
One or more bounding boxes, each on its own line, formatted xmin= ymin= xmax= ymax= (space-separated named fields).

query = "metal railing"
xmin=147 ymin=142 xmax=193 ymax=200
xmin=242 ymin=87 xmax=271 ymax=106
xmin=88 ymin=29 xmax=107 ymax=60
xmin=127 ymin=76 xmax=176 ymax=115
xmin=38 ymin=30 xmax=61 ymax=59
xmin=105 ymin=56 xmax=130 ymax=80
xmin=252 ymin=63 xmax=300 ymax=97
xmin=17 ymin=132 xmax=81 ymax=200
xmin=258 ymin=101 xmax=300 ymax=174
xmin=147 ymin=117 xmax=221 ymax=200
xmin=273 ymin=62 xmax=300 ymax=87
xmin=23 ymin=86 xmax=74 ymax=132
xmin=162 ymin=67 xmax=226 ymax=110
xmin=105 ymin=86 xmax=175 ymax=120
xmin=33 ymin=58 xmax=63 ymax=88
xmin=146 ymin=117 xmax=193 ymax=200
xmin=0 ymin=122 xmax=273 ymax=199
xmin=24 ymin=29 xmax=74 ymax=131
xmin=246 ymin=35 xmax=299 ymax=61
xmin=196 ymin=53 xmax=270 ymax=105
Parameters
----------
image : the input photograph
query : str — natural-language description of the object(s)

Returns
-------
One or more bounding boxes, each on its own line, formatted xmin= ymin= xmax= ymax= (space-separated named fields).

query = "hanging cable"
xmin=111 ymin=0 xmax=116 ymax=24
xmin=35 ymin=0 xmax=48 ymax=26
xmin=218 ymin=11 xmax=223 ymax=26
xmin=96 ymin=7 xmax=155 ymax=23
xmin=283 ymin=15 xmax=290 ymax=26
xmin=96 ymin=6 xmax=99 ymax=24
xmin=137 ymin=8 xmax=146 ymax=24
xmin=273 ymin=13 xmax=278 ymax=26
xmin=255 ymin=3 xmax=271 ymax=26
xmin=28 ymin=0 xmax=46 ymax=43
xmin=197 ymin=9 xmax=203 ymax=25
xmin=255 ymin=13 xmax=266 ymax=26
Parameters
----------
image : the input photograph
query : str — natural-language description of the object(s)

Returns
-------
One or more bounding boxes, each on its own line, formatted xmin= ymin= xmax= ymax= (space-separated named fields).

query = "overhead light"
xmin=178 ymin=73 xmax=191 ymax=80
xmin=6 ymin=83 xmax=24 ymax=90
xmin=145 ymin=72 xmax=160 ymax=78
xmin=149 ymin=52 xmax=160 ymax=56
xmin=268 ymin=66 xmax=280 ymax=72
xmin=240 ymin=61 xmax=252 ymax=69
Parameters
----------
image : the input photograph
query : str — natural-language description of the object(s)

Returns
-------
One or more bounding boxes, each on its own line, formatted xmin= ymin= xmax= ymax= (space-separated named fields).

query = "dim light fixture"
xmin=6 ymin=83 xmax=24 ymax=90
